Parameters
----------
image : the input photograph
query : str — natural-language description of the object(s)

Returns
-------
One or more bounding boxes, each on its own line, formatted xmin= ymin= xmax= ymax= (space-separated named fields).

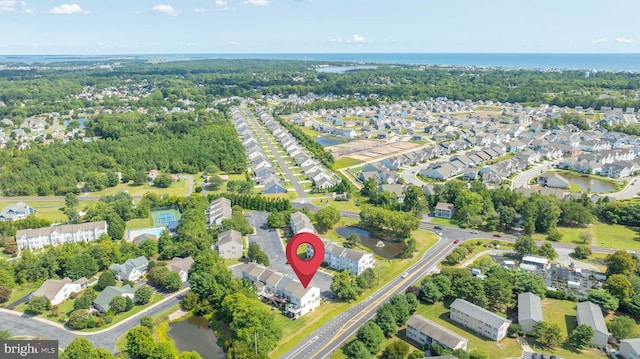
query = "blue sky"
xmin=0 ymin=0 xmax=639 ymax=54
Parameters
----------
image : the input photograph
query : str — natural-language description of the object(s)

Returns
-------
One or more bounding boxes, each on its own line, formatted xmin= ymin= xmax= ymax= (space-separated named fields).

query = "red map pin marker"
xmin=286 ymin=232 xmax=325 ymax=288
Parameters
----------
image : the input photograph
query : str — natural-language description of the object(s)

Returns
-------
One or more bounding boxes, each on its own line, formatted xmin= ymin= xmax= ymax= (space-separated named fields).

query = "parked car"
xmin=493 ymin=234 xmax=502 ymax=238
xmin=453 ymin=239 xmax=460 ymax=244
xmin=434 ymin=226 xmax=443 ymax=230
xmin=470 ymin=230 xmax=478 ymax=234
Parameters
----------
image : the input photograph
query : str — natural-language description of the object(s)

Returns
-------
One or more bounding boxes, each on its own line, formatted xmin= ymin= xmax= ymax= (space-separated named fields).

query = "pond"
xmin=335 ymin=227 xmax=404 ymax=259
xmin=315 ymin=137 xmax=342 ymax=146
xmin=315 ymin=65 xmax=377 ymax=74
xmin=168 ymin=316 xmax=224 ymax=359
xmin=546 ymin=172 xmax=617 ymax=193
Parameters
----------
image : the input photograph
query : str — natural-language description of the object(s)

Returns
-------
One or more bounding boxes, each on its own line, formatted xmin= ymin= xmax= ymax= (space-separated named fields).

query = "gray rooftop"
xmin=450 ymin=298 xmax=511 ymax=328
xmin=218 ymin=229 xmax=242 ymax=245
xmin=518 ymin=292 xmax=543 ymax=323
xmin=407 ymin=315 xmax=468 ymax=349
xmin=576 ymin=301 xmax=609 ymax=335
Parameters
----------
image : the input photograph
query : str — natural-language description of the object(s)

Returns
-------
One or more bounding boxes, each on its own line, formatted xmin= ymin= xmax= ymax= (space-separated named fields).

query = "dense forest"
xmin=0 ymin=110 xmax=246 ymax=196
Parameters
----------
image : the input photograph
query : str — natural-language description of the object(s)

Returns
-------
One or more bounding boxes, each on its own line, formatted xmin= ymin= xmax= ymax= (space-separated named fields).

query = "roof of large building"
xmin=0 ymin=202 xmax=31 ymax=220
xmin=435 ymin=202 xmax=454 ymax=211
xmin=218 ymin=229 xmax=242 ymax=246
xmin=16 ymin=221 xmax=107 ymax=238
xmin=166 ymin=256 xmax=194 ymax=273
xmin=576 ymin=301 xmax=609 ymax=335
xmin=450 ymin=298 xmax=511 ymax=328
xmin=93 ymin=285 xmax=137 ymax=311
xmin=407 ymin=315 xmax=468 ymax=349
xmin=620 ymin=338 xmax=640 ymax=352
xmin=518 ymin=292 xmax=543 ymax=323
xmin=31 ymin=277 xmax=86 ymax=301
xmin=241 ymin=263 xmax=318 ymax=300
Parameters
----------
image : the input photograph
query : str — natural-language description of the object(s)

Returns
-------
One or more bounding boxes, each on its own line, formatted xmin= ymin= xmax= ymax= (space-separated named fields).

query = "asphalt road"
xmin=283 ymin=238 xmax=457 ymax=359
xmin=235 ymin=211 xmax=333 ymax=297
xmin=511 ymin=161 xmax=557 ymax=189
xmin=0 ymin=291 xmax=185 ymax=352
xmin=241 ymin=106 xmax=310 ymax=203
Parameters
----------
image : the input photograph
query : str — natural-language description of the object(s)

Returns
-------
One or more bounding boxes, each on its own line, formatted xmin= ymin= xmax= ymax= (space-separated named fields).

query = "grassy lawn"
xmin=126 ymin=217 xmax=152 ymax=230
xmin=81 ymin=293 xmax=164 ymax=332
xmin=88 ymin=180 xmax=189 ymax=198
xmin=270 ymin=229 xmax=439 ymax=357
xmin=586 ymin=252 xmax=608 ymax=272
xmin=538 ymin=298 xmax=607 ymax=359
xmin=429 ymin=217 xmax=459 ymax=227
xmin=1 ymin=200 xmax=68 ymax=223
xmin=414 ymin=301 xmax=523 ymax=358
xmin=2 ymin=284 xmax=37 ymax=308
xmin=333 ymin=157 xmax=364 ymax=170
xmin=542 ymin=224 xmax=640 ymax=250
xmin=298 ymin=126 xmax=322 ymax=138
xmin=310 ymin=197 xmax=361 ymax=212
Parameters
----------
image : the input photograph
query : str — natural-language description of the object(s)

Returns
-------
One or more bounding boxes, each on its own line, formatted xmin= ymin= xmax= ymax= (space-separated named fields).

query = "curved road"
xmin=0 ymin=289 xmax=186 ymax=352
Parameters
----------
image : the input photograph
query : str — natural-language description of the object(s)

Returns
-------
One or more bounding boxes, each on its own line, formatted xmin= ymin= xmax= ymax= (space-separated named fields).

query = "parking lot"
xmin=230 ymin=211 xmax=334 ymax=298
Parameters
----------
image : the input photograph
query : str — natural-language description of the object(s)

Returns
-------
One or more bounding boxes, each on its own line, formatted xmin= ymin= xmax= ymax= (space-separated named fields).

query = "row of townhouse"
xmin=242 ymin=263 xmax=320 ymax=317
xmin=206 ymin=197 xmax=232 ymax=227
xmin=15 ymin=221 xmax=108 ymax=251
xmin=261 ymin=110 xmax=341 ymax=189
xmin=232 ymin=108 xmax=287 ymax=194
xmin=290 ymin=212 xmax=374 ymax=275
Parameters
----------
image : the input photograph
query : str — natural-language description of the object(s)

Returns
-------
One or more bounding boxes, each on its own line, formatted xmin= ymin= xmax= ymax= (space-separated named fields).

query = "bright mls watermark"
xmin=1 ymin=340 xmax=58 ymax=358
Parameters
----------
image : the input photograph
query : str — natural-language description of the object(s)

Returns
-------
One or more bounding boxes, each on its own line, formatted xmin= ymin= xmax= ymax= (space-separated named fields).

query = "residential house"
xmin=0 ymin=202 xmax=32 ymax=221
xmin=166 ymin=256 xmax=194 ymax=283
xmin=449 ymin=298 xmax=511 ymax=341
xmin=380 ymin=184 xmax=406 ymax=203
xmin=241 ymin=263 xmax=320 ymax=317
xmin=207 ymin=197 xmax=232 ymax=226
xmin=110 ymin=256 xmax=149 ymax=281
xmin=291 ymin=212 xmax=315 ymax=235
xmin=620 ymin=338 xmax=640 ymax=359
xmin=307 ymin=239 xmax=375 ymax=275
xmin=93 ymin=285 xmax=138 ymax=313
xmin=216 ymin=229 xmax=243 ymax=260
xmin=434 ymin=202 xmax=455 ymax=219
xmin=576 ymin=301 xmax=610 ymax=348
xmin=518 ymin=292 xmax=542 ymax=333
xmin=15 ymin=221 xmax=108 ymax=251
xmin=406 ymin=314 xmax=468 ymax=351
xmin=262 ymin=180 xmax=286 ymax=194
xmin=537 ymin=173 xmax=570 ymax=189
xmin=30 ymin=277 xmax=87 ymax=305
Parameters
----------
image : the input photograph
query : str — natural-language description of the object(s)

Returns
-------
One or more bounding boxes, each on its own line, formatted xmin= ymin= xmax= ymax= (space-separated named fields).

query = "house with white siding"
xmin=15 ymin=221 xmax=108 ymax=250
xmin=450 ymin=299 xmax=511 ymax=341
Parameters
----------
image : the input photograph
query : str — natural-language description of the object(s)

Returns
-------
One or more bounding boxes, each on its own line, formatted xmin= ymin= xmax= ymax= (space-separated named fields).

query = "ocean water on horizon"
xmin=1 ymin=53 xmax=640 ymax=72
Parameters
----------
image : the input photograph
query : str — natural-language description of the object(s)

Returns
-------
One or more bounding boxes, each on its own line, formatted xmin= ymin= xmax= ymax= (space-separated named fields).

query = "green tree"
xmin=419 ymin=278 xmax=442 ymax=304
xmin=545 ymin=229 xmax=563 ymax=242
xmin=61 ymin=337 xmax=93 ymax=359
xmin=343 ymin=340 xmax=372 ymax=359
xmin=26 ymin=296 xmax=50 ymax=314
xmin=588 ymin=289 xmax=619 ymax=312
xmin=579 ymin=230 xmax=594 ymax=244
xmin=148 ymin=341 xmax=177 ymax=359
xmin=356 ymin=321 xmax=385 ymax=354
xmin=126 ymin=326 xmax=155 ymax=359
xmin=570 ymin=245 xmax=592 ymax=259
xmin=0 ymin=269 xmax=16 ymax=288
xmin=89 ymin=348 xmax=116 ymax=359
xmin=135 ymin=286 xmax=153 ymax=305
xmin=68 ymin=309 xmax=92 ymax=330
xmin=315 ymin=206 xmax=341 ymax=232
xmin=389 ymin=294 xmax=410 ymax=325
xmin=627 ymin=294 xmax=640 ymax=316
xmin=484 ymin=268 xmax=514 ymax=311
xmin=140 ymin=315 xmax=154 ymax=330
xmin=569 ymin=324 xmax=594 ymax=349
xmin=107 ymin=213 xmax=125 ymax=240
xmin=381 ymin=340 xmax=410 ymax=359
xmin=532 ymin=321 xmax=563 ymax=348
xmin=111 ymin=296 xmax=129 ymax=314
xmin=513 ymin=270 xmax=546 ymax=297
xmin=65 ymin=192 xmax=79 ymax=208
xmin=453 ymin=276 xmax=487 ymax=308
xmin=178 ymin=352 xmax=203 ymax=359
xmin=607 ymin=315 xmax=635 ymax=340
xmin=605 ymin=274 xmax=632 ymax=304
xmin=345 ymin=233 xmax=361 ymax=248
xmin=605 ymin=250 xmax=636 ymax=276
xmin=154 ymin=174 xmax=172 ymax=188
xmin=538 ymin=242 xmax=557 ymax=260
xmin=375 ymin=303 xmax=398 ymax=338
xmin=331 ymin=270 xmax=360 ymax=301
xmin=247 ymin=243 xmax=270 ymax=266
xmin=469 ymin=349 xmax=490 ymax=359
xmin=405 ymin=292 xmax=419 ymax=314
xmin=0 ymin=286 xmax=11 ymax=303
xmin=514 ymin=236 xmax=537 ymax=259
xmin=74 ymin=295 xmax=93 ymax=310
xmin=162 ymin=271 xmax=183 ymax=292
xmin=95 ymin=270 xmax=116 ymax=291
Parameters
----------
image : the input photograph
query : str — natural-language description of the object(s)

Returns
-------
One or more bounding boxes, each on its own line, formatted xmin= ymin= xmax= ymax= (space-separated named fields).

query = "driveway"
xmin=233 ymin=211 xmax=333 ymax=297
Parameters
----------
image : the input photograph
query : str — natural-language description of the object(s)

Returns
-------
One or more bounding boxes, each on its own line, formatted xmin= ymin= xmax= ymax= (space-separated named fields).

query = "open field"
xmin=310 ymin=197 xmax=361 ymax=212
xmin=125 ymin=217 xmax=152 ymax=230
xmin=0 ymin=200 xmax=67 ymax=222
xmin=533 ymin=224 xmax=640 ymax=250
xmin=332 ymin=157 xmax=364 ymax=170
xmin=270 ymin=229 xmax=438 ymax=357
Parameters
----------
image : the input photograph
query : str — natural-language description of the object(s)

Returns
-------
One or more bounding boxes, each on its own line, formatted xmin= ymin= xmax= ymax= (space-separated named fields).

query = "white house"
xmin=576 ymin=301 xmax=610 ymax=348
xmin=518 ymin=292 xmax=542 ymax=332
xmin=207 ymin=197 xmax=232 ymax=226
xmin=0 ymin=202 xmax=32 ymax=221
xmin=307 ymin=239 xmax=375 ymax=275
xmin=15 ymin=221 xmax=108 ymax=250
xmin=406 ymin=314 xmax=468 ymax=351
xmin=290 ymin=212 xmax=315 ymax=235
xmin=216 ymin=229 xmax=244 ymax=259
xmin=30 ymin=277 xmax=88 ymax=305
xmin=620 ymin=338 xmax=640 ymax=359
xmin=450 ymin=299 xmax=511 ymax=341
xmin=434 ymin=202 xmax=455 ymax=219
xmin=166 ymin=256 xmax=194 ymax=283
xmin=110 ymin=256 xmax=149 ymax=281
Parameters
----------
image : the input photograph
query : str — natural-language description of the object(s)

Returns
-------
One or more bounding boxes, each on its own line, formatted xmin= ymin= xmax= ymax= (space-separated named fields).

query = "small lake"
xmin=546 ymin=172 xmax=617 ymax=193
xmin=168 ymin=316 xmax=224 ymax=359
xmin=336 ymin=227 xmax=404 ymax=259
xmin=315 ymin=137 xmax=342 ymax=146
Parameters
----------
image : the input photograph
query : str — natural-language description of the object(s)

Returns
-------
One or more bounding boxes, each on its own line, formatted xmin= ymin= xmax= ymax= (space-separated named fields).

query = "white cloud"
xmin=351 ymin=34 xmax=365 ymax=43
xmin=243 ymin=0 xmax=270 ymax=6
xmin=591 ymin=38 xmax=606 ymax=44
xmin=616 ymin=37 xmax=632 ymax=43
xmin=20 ymin=1 xmax=34 ymax=13
xmin=0 ymin=0 xmax=16 ymax=13
xmin=330 ymin=37 xmax=343 ymax=43
xmin=50 ymin=3 xmax=87 ymax=15
xmin=152 ymin=4 xmax=178 ymax=16
xmin=193 ymin=7 xmax=210 ymax=13
xmin=215 ymin=0 xmax=227 ymax=5
xmin=228 ymin=40 xmax=239 ymax=45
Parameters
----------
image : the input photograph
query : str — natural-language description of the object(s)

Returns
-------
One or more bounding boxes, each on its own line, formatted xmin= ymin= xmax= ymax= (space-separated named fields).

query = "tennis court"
xmin=151 ymin=207 xmax=181 ymax=230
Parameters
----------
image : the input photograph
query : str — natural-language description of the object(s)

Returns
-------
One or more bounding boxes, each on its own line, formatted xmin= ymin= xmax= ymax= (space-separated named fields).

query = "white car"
xmin=470 ymin=230 xmax=478 ymax=234
xmin=401 ymin=272 xmax=409 ymax=278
